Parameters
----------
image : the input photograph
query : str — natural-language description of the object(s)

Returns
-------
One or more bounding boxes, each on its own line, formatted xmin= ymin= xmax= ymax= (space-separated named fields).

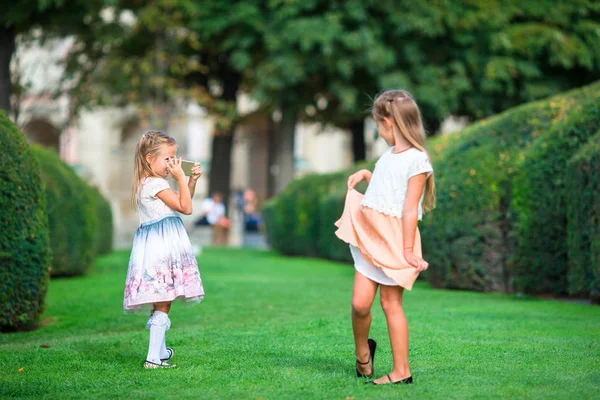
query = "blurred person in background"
xmin=195 ymin=192 xmax=231 ymax=246
xmin=242 ymin=189 xmax=261 ymax=233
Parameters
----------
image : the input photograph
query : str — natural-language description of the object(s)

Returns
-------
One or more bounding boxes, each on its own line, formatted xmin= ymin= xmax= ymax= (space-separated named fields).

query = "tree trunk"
xmin=349 ymin=119 xmax=365 ymax=162
xmin=206 ymin=64 xmax=240 ymax=212
xmin=266 ymin=117 xmax=277 ymax=198
xmin=423 ymin=116 xmax=441 ymax=136
xmin=208 ymin=132 xmax=234 ymax=209
xmin=0 ymin=26 xmax=15 ymax=114
xmin=272 ymin=102 xmax=297 ymax=194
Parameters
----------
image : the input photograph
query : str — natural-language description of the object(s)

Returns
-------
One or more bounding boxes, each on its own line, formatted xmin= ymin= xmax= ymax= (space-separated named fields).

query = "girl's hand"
xmin=404 ymin=250 xmax=429 ymax=272
xmin=166 ymin=157 xmax=185 ymax=181
xmin=347 ymin=169 xmax=372 ymax=189
xmin=190 ymin=162 xmax=202 ymax=181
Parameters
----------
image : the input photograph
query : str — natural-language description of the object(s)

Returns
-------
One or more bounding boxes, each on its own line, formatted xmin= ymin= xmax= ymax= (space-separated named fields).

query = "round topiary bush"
xmin=0 ymin=111 xmax=51 ymax=331
xmin=511 ymin=83 xmax=600 ymax=295
xmin=90 ymin=185 xmax=113 ymax=255
xmin=262 ymin=172 xmax=343 ymax=257
xmin=31 ymin=145 xmax=98 ymax=277
xmin=566 ymin=131 xmax=600 ymax=304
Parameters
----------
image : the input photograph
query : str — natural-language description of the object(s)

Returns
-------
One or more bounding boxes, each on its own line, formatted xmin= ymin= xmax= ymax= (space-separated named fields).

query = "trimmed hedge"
xmin=420 ymin=108 xmax=549 ymax=292
xmin=263 ymin=161 xmax=373 ymax=260
xmin=566 ymin=132 xmax=600 ymax=304
xmin=32 ymin=145 xmax=103 ymax=277
xmin=421 ymin=81 xmax=600 ymax=296
xmin=0 ymin=111 xmax=51 ymax=331
xmin=421 ymin=83 xmax=600 ymax=293
xmin=317 ymin=185 xmax=352 ymax=262
xmin=263 ymin=80 xmax=600 ymax=301
xmin=511 ymin=94 xmax=600 ymax=294
xmin=263 ymin=172 xmax=344 ymax=257
xmin=90 ymin=186 xmax=114 ymax=255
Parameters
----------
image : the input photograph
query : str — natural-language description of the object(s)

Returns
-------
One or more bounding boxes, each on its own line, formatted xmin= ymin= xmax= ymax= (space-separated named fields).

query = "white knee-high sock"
xmin=159 ymin=313 xmax=172 ymax=359
xmin=146 ymin=311 xmax=171 ymax=363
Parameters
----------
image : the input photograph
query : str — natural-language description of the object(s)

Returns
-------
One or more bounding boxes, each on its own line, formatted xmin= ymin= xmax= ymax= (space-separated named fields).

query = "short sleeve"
xmin=146 ymin=178 xmax=170 ymax=197
xmin=408 ymin=152 xmax=433 ymax=179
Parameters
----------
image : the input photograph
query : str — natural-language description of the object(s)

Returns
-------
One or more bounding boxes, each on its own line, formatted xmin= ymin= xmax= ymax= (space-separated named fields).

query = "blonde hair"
xmin=131 ymin=130 xmax=176 ymax=209
xmin=372 ymin=90 xmax=436 ymax=212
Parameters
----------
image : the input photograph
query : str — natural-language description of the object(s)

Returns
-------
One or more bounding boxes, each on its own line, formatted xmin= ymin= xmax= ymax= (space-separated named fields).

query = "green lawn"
xmin=1 ymin=248 xmax=599 ymax=399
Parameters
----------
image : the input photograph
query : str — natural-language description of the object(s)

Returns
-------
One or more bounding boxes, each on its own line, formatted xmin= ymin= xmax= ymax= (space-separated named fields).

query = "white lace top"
xmin=138 ymin=177 xmax=177 ymax=223
xmin=361 ymin=147 xmax=433 ymax=220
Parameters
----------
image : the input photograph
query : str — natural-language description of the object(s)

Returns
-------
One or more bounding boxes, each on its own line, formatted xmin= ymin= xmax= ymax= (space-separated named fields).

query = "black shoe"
xmin=365 ymin=374 xmax=413 ymax=385
xmin=356 ymin=338 xmax=377 ymax=378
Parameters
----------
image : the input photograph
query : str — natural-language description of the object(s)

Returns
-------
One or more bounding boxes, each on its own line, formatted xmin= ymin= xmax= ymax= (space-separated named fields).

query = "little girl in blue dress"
xmin=123 ymin=130 xmax=205 ymax=369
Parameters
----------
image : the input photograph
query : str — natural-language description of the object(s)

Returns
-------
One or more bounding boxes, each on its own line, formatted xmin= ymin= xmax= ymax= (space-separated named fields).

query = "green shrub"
xmin=31 ymin=145 xmax=98 ymax=277
xmin=421 ymin=81 xmax=600 ymax=295
xmin=317 ymin=186 xmax=352 ymax=263
xmin=511 ymin=84 xmax=600 ymax=294
xmin=263 ymin=160 xmax=372 ymax=261
xmin=0 ymin=111 xmax=51 ymax=331
xmin=566 ymin=132 xmax=600 ymax=303
xmin=90 ymin=186 xmax=113 ymax=255
xmin=420 ymin=100 xmax=566 ymax=292
xmin=263 ymin=172 xmax=343 ymax=257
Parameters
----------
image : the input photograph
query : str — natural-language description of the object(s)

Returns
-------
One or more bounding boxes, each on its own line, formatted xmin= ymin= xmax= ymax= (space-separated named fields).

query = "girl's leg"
xmin=375 ymin=284 xmax=411 ymax=383
xmin=153 ymin=301 xmax=171 ymax=314
xmin=146 ymin=302 xmax=172 ymax=364
xmin=154 ymin=302 xmax=172 ymax=360
xmin=352 ymin=271 xmax=378 ymax=375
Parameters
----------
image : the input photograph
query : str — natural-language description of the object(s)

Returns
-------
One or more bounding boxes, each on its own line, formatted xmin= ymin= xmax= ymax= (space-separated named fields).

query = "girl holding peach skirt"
xmin=335 ymin=90 xmax=435 ymax=386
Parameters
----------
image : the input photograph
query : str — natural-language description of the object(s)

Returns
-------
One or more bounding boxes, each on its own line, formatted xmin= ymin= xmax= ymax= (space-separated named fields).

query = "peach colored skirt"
xmin=334 ymin=189 xmax=422 ymax=290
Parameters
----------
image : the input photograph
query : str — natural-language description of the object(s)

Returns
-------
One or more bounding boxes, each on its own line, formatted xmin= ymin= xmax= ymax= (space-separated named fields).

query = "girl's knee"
xmin=380 ymin=297 xmax=403 ymax=315
xmin=352 ymin=300 xmax=371 ymax=318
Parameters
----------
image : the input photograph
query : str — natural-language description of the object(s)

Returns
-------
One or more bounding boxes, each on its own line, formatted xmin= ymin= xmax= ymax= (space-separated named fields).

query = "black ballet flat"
xmin=365 ymin=374 xmax=413 ymax=385
xmin=356 ymin=338 xmax=377 ymax=378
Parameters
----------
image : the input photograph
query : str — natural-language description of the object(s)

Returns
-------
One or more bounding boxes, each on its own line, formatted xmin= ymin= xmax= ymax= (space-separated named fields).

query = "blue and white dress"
xmin=123 ymin=177 xmax=205 ymax=312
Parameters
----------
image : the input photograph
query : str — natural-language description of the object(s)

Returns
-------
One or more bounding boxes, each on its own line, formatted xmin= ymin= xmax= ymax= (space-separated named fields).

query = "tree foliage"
xmin=9 ymin=0 xmax=599 ymax=194
xmin=376 ymin=0 xmax=600 ymax=127
xmin=0 ymin=0 xmax=97 ymax=113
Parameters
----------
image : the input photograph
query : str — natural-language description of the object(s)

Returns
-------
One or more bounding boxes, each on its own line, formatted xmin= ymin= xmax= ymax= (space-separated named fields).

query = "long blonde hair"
xmin=372 ymin=90 xmax=436 ymax=212
xmin=131 ymin=130 xmax=176 ymax=209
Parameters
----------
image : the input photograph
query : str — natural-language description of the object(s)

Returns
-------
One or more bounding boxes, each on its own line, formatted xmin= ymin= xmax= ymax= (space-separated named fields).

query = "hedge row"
xmin=263 ymin=172 xmax=341 ymax=257
xmin=263 ymin=164 xmax=369 ymax=262
xmin=263 ymin=80 xmax=600 ymax=301
xmin=1 ymin=112 xmax=114 ymax=330
xmin=566 ymin=131 xmax=600 ymax=304
xmin=0 ymin=111 xmax=51 ymax=331
xmin=511 ymin=92 xmax=600 ymax=294
xmin=421 ymin=81 xmax=600 ymax=295
xmin=32 ymin=145 xmax=113 ymax=277
xmin=91 ymin=185 xmax=114 ymax=256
